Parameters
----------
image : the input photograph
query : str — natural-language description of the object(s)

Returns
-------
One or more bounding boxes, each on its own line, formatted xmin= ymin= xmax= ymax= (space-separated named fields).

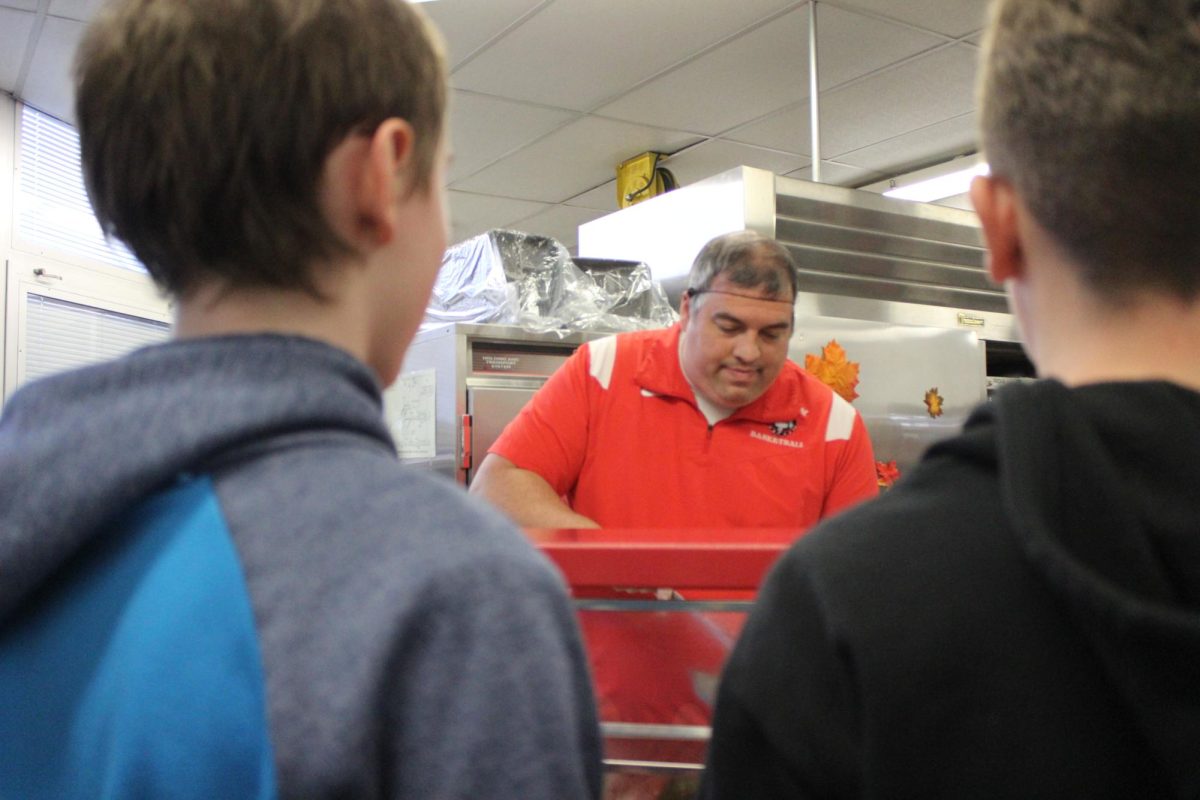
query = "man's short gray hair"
xmin=978 ymin=0 xmax=1200 ymax=304
xmin=686 ymin=231 xmax=799 ymax=303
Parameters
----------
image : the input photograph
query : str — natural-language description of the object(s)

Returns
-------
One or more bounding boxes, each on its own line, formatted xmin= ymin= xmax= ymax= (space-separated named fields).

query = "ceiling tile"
xmin=447 ymin=90 xmax=577 ymax=183
xmin=784 ymin=162 xmax=885 ymax=186
xmin=563 ymin=180 xmax=619 ymax=212
xmin=817 ymin=44 xmax=978 ymax=157
xmin=450 ymin=0 xmax=798 ymax=111
xmin=835 ymin=112 xmax=976 ymax=172
xmin=666 ymin=139 xmax=809 ymax=186
xmin=810 ymin=4 xmax=951 ymax=85
xmin=448 ymin=224 xmax=489 ymax=248
xmin=836 ymin=0 xmax=990 ymax=38
xmin=508 ymin=204 xmax=608 ymax=251
xmin=47 ymin=0 xmax=103 ymax=22
xmin=422 ymin=0 xmax=547 ymax=69
xmin=727 ymin=43 xmax=978 ymax=160
xmin=0 ymin=1 xmax=37 ymax=11
xmin=724 ymin=103 xmax=811 ymax=155
xmin=597 ymin=4 xmax=941 ymax=136
xmin=447 ymin=190 xmax=551 ymax=242
xmin=0 ymin=9 xmax=35 ymax=90
xmin=20 ymin=16 xmax=85 ymax=122
xmin=451 ymin=116 xmax=702 ymax=203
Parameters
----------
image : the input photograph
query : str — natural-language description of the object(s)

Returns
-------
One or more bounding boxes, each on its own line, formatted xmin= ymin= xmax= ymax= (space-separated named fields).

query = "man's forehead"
xmin=708 ymin=270 xmax=792 ymax=300
xmin=701 ymin=273 xmax=792 ymax=307
xmin=697 ymin=289 xmax=793 ymax=306
xmin=700 ymin=293 xmax=794 ymax=329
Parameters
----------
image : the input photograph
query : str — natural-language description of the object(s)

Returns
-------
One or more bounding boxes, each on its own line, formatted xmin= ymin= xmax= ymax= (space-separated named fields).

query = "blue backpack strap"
xmin=0 ymin=476 xmax=277 ymax=800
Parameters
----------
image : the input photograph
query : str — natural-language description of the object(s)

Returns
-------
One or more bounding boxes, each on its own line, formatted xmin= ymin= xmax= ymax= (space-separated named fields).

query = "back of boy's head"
xmin=978 ymin=0 xmax=1200 ymax=304
xmin=74 ymin=0 xmax=447 ymax=299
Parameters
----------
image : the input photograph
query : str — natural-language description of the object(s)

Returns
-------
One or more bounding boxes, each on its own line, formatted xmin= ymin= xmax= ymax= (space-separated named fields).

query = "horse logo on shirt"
xmin=769 ymin=419 xmax=797 ymax=437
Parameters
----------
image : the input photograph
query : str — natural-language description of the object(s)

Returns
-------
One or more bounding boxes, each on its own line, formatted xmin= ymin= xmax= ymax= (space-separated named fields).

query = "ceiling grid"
xmin=0 ymin=0 xmax=990 ymax=251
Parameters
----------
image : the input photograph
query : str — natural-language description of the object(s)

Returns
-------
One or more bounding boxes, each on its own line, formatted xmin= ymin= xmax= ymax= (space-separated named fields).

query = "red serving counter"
xmin=526 ymin=528 xmax=806 ymax=800
xmin=525 ymin=527 xmax=802 ymax=591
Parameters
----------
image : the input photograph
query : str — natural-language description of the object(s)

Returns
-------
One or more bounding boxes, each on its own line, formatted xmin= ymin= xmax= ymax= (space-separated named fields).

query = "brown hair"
xmin=978 ymin=0 xmax=1200 ymax=303
xmin=74 ymin=0 xmax=447 ymax=298
xmin=687 ymin=230 xmax=799 ymax=302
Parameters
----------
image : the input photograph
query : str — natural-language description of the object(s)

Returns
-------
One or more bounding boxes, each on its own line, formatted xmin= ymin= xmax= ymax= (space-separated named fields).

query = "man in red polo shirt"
xmin=473 ymin=231 xmax=878 ymax=794
xmin=471 ymin=230 xmax=878 ymax=530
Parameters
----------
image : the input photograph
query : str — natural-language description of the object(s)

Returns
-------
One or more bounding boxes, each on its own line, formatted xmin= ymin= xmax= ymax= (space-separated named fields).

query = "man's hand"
xmin=470 ymin=454 xmax=601 ymax=529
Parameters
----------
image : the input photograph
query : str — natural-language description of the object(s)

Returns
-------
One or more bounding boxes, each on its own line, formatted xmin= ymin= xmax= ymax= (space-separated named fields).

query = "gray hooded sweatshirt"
xmin=0 ymin=333 xmax=602 ymax=799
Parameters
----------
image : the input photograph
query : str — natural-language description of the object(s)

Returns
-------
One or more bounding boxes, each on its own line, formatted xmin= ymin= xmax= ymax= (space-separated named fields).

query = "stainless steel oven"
xmin=384 ymin=323 xmax=609 ymax=485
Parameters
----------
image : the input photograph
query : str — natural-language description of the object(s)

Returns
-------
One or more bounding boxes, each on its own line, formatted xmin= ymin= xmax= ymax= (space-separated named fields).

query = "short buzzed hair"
xmin=74 ymin=0 xmax=447 ymax=299
xmin=978 ymin=0 xmax=1200 ymax=304
xmin=687 ymin=231 xmax=799 ymax=303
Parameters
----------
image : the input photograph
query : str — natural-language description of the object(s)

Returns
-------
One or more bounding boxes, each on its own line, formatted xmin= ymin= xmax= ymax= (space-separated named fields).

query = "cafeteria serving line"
xmin=385 ymin=167 xmax=1033 ymax=795
xmin=12 ymin=1 xmax=1135 ymax=798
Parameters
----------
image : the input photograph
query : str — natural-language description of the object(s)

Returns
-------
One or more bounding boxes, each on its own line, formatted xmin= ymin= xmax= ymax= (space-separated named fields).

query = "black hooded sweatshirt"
xmin=702 ymin=379 xmax=1200 ymax=799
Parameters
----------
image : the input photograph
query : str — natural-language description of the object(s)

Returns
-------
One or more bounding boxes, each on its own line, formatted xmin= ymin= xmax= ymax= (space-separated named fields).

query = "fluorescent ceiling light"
xmin=883 ymin=162 xmax=989 ymax=202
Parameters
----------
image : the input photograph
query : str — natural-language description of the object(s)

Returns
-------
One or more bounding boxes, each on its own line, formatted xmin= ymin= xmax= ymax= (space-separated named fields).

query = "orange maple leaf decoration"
xmin=924 ymin=387 xmax=945 ymax=418
xmin=805 ymin=339 xmax=860 ymax=403
xmin=875 ymin=460 xmax=900 ymax=489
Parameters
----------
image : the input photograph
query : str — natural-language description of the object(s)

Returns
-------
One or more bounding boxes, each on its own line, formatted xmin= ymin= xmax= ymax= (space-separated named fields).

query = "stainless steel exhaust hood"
xmin=578 ymin=166 xmax=1016 ymax=343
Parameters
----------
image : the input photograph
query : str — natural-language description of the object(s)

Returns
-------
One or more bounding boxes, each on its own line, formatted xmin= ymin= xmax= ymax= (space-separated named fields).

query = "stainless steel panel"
xmin=790 ymin=314 xmax=986 ymax=477
xmin=466 ymin=385 xmax=541 ymax=483
xmin=776 ymin=217 xmax=983 ymax=268
xmin=775 ymin=192 xmax=984 ymax=249
xmin=787 ymin=244 xmax=991 ymax=290
xmin=790 ymin=265 xmax=1010 ymax=313
xmin=471 ymin=341 xmax=577 ymax=377
xmin=774 ymin=173 xmax=982 ymax=233
xmin=772 ymin=176 xmax=1005 ymax=317
xmin=793 ymin=293 xmax=1020 ymax=343
xmin=429 ymin=322 xmax=601 ymax=348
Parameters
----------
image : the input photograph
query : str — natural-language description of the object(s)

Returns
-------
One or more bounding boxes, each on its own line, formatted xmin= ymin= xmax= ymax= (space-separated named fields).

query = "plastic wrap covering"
xmin=424 ymin=230 xmax=677 ymax=334
xmin=423 ymin=231 xmax=519 ymax=326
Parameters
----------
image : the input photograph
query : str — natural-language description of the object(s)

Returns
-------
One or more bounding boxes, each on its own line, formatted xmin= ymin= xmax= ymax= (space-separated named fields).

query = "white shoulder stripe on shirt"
xmin=587 ymin=335 xmax=618 ymax=390
xmin=825 ymin=392 xmax=856 ymax=442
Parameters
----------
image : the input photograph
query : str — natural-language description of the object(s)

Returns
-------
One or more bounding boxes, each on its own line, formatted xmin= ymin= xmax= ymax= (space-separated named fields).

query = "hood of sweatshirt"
xmin=935 ymin=378 xmax=1200 ymax=794
xmin=0 ymin=334 xmax=393 ymax=625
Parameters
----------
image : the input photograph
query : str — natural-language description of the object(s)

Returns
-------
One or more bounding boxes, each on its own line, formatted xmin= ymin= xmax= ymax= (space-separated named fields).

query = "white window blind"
xmin=24 ymin=293 xmax=169 ymax=384
xmin=16 ymin=105 xmax=145 ymax=274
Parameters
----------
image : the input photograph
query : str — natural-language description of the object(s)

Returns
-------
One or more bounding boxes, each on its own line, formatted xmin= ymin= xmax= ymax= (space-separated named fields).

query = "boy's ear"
xmin=970 ymin=173 xmax=1024 ymax=285
xmin=357 ymin=118 xmax=415 ymax=246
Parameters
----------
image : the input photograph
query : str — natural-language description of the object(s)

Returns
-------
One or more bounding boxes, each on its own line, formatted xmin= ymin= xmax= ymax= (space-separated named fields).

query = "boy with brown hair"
xmin=702 ymin=0 xmax=1200 ymax=796
xmin=0 ymin=2 xmax=600 ymax=798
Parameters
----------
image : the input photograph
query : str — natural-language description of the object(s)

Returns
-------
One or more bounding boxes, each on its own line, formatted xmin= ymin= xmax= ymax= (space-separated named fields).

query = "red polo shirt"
xmin=490 ymin=324 xmax=878 ymax=528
